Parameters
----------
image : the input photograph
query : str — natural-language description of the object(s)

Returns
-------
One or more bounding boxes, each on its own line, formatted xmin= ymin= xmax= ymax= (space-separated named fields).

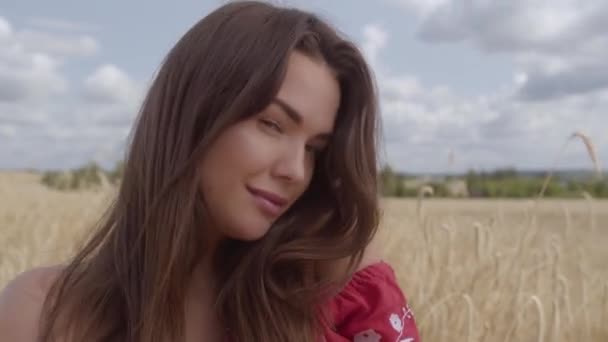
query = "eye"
xmin=305 ymin=145 xmax=325 ymax=157
xmin=259 ymin=118 xmax=282 ymax=133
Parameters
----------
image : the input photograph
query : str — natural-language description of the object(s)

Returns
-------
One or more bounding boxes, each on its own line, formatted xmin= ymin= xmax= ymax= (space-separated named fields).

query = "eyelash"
xmin=306 ymin=145 xmax=324 ymax=156
xmin=260 ymin=119 xmax=282 ymax=133
xmin=259 ymin=118 xmax=325 ymax=156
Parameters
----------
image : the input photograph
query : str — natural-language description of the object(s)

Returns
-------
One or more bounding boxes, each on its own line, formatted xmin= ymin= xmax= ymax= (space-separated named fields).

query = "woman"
xmin=0 ymin=1 xmax=420 ymax=341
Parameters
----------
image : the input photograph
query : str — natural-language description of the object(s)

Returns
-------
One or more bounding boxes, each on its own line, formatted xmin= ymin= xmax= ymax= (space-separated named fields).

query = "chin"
xmin=228 ymin=220 xmax=273 ymax=241
xmin=230 ymin=229 xmax=269 ymax=241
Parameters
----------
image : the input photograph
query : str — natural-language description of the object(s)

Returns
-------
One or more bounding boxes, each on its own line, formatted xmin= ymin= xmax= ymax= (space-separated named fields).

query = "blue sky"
xmin=1 ymin=0 xmax=607 ymax=173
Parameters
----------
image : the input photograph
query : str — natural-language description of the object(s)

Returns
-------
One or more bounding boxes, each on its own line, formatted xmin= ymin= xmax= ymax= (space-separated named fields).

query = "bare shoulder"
xmin=0 ymin=265 xmax=63 ymax=341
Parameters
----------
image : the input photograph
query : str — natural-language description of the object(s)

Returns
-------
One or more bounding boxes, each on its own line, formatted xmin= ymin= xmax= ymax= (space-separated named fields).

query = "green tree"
xmin=109 ymin=160 xmax=125 ymax=185
xmin=380 ymin=164 xmax=399 ymax=197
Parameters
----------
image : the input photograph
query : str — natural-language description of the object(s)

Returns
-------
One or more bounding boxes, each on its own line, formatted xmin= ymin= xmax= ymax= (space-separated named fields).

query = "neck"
xmin=190 ymin=226 xmax=224 ymax=293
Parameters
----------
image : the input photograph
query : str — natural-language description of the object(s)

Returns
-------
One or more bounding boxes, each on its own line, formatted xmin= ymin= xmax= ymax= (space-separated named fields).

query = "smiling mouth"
xmin=246 ymin=186 xmax=288 ymax=217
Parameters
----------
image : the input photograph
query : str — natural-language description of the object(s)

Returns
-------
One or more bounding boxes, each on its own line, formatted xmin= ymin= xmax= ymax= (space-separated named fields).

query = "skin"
xmin=0 ymin=51 xmax=373 ymax=341
xmin=198 ymin=51 xmax=340 ymax=246
xmin=188 ymin=51 xmax=341 ymax=340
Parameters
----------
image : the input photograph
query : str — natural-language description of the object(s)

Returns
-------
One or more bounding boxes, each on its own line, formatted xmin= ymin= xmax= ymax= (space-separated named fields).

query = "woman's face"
xmin=198 ymin=51 xmax=340 ymax=241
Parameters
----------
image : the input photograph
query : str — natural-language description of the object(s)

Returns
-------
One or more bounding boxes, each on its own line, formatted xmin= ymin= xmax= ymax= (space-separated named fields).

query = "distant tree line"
xmin=40 ymin=161 xmax=124 ymax=191
xmin=380 ymin=165 xmax=608 ymax=198
xmin=41 ymin=161 xmax=607 ymax=198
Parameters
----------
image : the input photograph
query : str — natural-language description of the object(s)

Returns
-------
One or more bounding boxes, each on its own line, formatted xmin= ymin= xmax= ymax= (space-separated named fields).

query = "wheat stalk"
xmin=602 ymin=282 xmax=608 ymax=330
xmin=557 ymin=273 xmax=574 ymax=325
xmin=462 ymin=294 xmax=476 ymax=342
xmin=416 ymin=185 xmax=434 ymax=219
xmin=538 ymin=131 xmax=602 ymax=199
xmin=531 ymin=295 xmax=546 ymax=342
xmin=582 ymin=280 xmax=591 ymax=341
xmin=4 ymin=173 xmax=608 ymax=341
xmin=440 ymin=224 xmax=453 ymax=268
xmin=560 ymin=202 xmax=571 ymax=238
xmin=581 ymin=191 xmax=596 ymax=232
xmin=474 ymin=222 xmax=484 ymax=262
xmin=492 ymin=252 xmax=502 ymax=288
xmin=572 ymin=131 xmax=602 ymax=178
xmin=551 ymin=298 xmax=561 ymax=342
xmin=503 ymin=295 xmax=546 ymax=342
xmin=438 ymin=306 xmax=447 ymax=342
xmin=418 ymin=292 xmax=461 ymax=328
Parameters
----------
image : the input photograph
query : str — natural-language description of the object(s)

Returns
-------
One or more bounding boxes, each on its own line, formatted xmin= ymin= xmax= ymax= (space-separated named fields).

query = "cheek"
xmin=202 ymin=124 xmax=272 ymax=177
xmin=299 ymin=173 xmax=319 ymax=205
xmin=195 ymin=123 xmax=280 ymax=239
xmin=295 ymin=170 xmax=314 ymax=197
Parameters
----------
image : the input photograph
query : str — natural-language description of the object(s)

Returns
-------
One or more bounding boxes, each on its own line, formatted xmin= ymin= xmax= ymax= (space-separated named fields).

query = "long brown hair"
xmin=40 ymin=1 xmax=380 ymax=341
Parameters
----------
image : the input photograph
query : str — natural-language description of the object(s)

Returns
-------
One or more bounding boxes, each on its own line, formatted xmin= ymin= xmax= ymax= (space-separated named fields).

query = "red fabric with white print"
xmin=321 ymin=261 xmax=420 ymax=342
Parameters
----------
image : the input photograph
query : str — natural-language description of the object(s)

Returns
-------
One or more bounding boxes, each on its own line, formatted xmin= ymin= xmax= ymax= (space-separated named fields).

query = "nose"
xmin=272 ymin=142 xmax=310 ymax=184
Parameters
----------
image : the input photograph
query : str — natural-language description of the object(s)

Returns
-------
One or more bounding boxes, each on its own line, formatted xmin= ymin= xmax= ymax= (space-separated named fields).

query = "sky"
xmin=1 ymin=0 xmax=607 ymax=174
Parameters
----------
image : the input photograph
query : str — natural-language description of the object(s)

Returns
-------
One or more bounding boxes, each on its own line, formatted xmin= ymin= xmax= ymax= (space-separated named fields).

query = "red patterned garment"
xmin=321 ymin=261 xmax=420 ymax=342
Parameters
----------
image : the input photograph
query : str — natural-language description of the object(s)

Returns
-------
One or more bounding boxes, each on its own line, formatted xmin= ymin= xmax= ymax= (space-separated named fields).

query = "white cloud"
xmin=0 ymin=16 xmax=99 ymax=59
xmin=385 ymin=0 xmax=448 ymax=17
xmin=0 ymin=52 xmax=68 ymax=102
xmin=386 ymin=0 xmax=608 ymax=101
xmin=0 ymin=17 xmax=13 ymax=39
xmin=0 ymin=16 xmax=139 ymax=170
xmin=361 ymin=24 xmax=388 ymax=69
xmin=17 ymin=29 xmax=99 ymax=57
xmin=0 ymin=18 xmax=69 ymax=103
xmin=362 ymin=20 xmax=608 ymax=173
xmin=26 ymin=17 xmax=100 ymax=33
xmin=0 ymin=124 xmax=16 ymax=138
xmin=0 ymin=98 xmax=136 ymax=170
xmin=83 ymin=64 xmax=141 ymax=106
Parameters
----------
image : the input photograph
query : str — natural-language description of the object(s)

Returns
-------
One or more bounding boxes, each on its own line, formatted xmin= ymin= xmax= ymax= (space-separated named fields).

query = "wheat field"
xmin=1 ymin=171 xmax=607 ymax=341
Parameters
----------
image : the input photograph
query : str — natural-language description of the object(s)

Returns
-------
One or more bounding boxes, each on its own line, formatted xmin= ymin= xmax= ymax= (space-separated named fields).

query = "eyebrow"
xmin=271 ymin=98 xmax=332 ymax=141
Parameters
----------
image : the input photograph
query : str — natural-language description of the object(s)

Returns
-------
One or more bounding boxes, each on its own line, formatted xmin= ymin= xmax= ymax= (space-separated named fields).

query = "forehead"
xmin=274 ymin=51 xmax=340 ymax=132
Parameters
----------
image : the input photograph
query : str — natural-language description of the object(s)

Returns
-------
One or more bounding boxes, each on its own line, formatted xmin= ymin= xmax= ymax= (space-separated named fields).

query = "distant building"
xmin=445 ymin=179 xmax=469 ymax=197
xmin=401 ymin=176 xmax=469 ymax=197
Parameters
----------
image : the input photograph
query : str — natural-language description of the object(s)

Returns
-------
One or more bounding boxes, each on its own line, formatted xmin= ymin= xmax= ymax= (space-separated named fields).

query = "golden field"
xmin=1 ymin=171 xmax=607 ymax=341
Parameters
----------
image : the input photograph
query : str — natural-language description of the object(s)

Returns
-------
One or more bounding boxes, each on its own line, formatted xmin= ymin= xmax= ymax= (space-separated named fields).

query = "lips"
xmin=246 ymin=186 xmax=288 ymax=217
